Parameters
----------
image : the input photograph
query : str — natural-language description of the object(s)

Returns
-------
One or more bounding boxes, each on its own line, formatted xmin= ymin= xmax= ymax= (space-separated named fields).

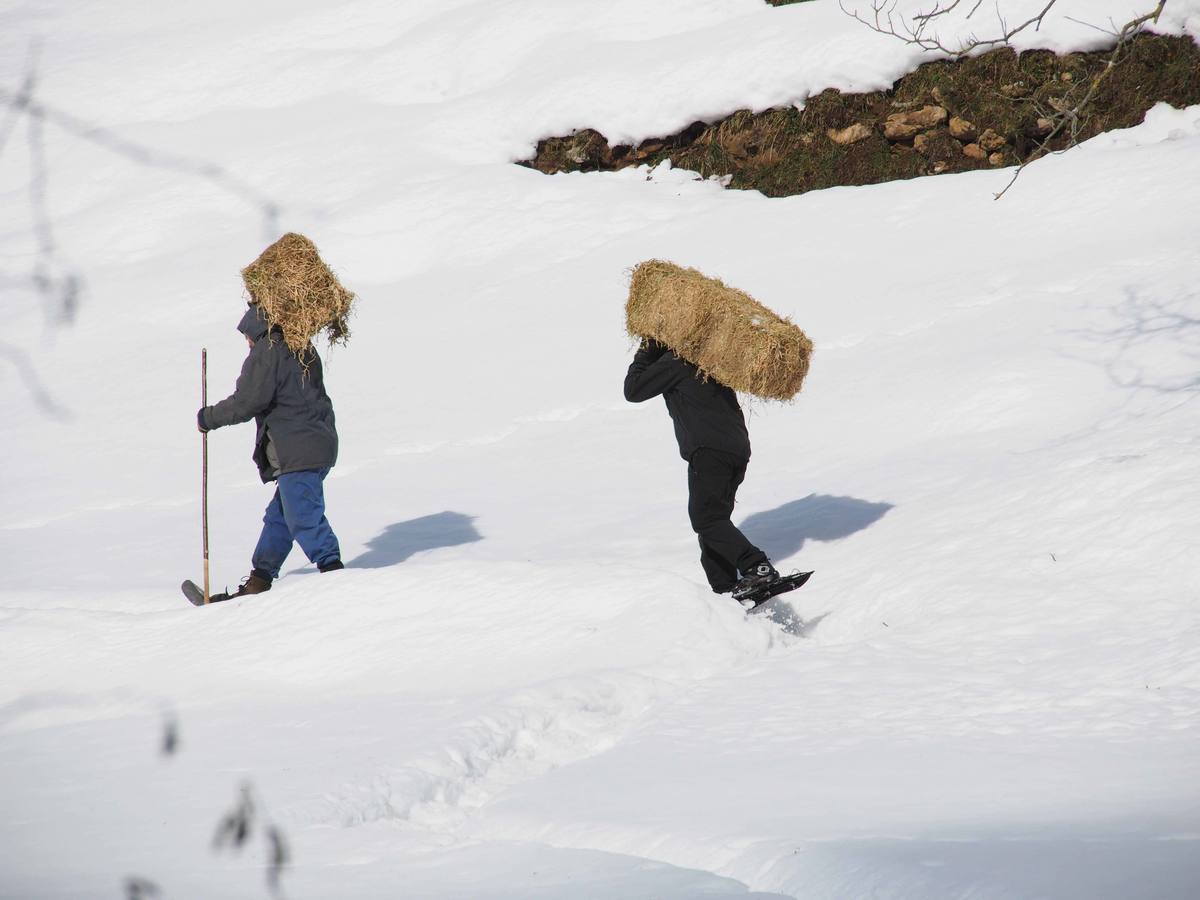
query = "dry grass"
xmin=241 ymin=233 xmax=355 ymax=355
xmin=626 ymin=259 xmax=813 ymax=401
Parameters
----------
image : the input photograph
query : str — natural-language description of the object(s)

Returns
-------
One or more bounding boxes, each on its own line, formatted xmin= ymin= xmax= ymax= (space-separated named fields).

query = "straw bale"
xmin=626 ymin=259 xmax=812 ymax=401
xmin=241 ymin=232 xmax=354 ymax=355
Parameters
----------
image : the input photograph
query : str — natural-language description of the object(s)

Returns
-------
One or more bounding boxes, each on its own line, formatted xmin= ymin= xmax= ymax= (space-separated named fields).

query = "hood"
xmin=237 ymin=304 xmax=270 ymax=341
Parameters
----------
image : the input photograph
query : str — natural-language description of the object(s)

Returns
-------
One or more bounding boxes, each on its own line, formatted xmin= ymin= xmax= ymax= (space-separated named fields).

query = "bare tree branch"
xmin=993 ymin=0 xmax=1168 ymax=198
xmin=123 ymin=876 xmax=162 ymax=900
xmin=1 ymin=39 xmax=288 ymax=416
xmin=210 ymin=781 xmax=292 ymax=896
xmin=913 ymin=1 xmax=985 ymax=27
xmin=0 ymin=343 xmax=72 ymax=419
xmin=0 ymin=84 xmax=281 ymax=236
xmin=840 ymin=0 xmax=1171 ymax=198
xmin=0 ymin=61 xmax=34 ymax=160
xmin=839 ymin=0 xmax=1057 ymax=57
xmin=22 ymin=51 xmax=81 ymax=326
xmin=1 ymin=41 xmax=86 ymax=351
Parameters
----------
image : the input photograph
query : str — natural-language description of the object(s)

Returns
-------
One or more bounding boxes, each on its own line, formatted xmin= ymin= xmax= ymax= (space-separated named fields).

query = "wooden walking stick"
xmin=202 ymin=348 xmax=210 ymax=604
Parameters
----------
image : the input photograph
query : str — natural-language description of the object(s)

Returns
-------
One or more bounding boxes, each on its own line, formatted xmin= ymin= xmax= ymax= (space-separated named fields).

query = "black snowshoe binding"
xmin=732 ymin=562 xmax=780 ymax=602
xmin=734 ymin=565 xmax=815 ymax=612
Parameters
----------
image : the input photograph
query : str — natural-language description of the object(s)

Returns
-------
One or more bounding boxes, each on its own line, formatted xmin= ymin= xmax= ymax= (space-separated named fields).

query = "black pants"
xmin=687 ymin=448 xmax=767 ymax=593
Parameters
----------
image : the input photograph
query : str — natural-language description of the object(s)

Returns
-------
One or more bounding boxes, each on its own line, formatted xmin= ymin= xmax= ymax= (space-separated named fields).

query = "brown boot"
xmin=210 ymin=571 xmax=272 ymax=603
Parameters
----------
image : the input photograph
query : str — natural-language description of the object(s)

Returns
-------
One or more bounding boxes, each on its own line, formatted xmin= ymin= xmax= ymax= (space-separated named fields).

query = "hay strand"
xmin=241 ymin=232 xmax=354 ymax=355
xmin=626 ymin=259 xmax=812 ymax=402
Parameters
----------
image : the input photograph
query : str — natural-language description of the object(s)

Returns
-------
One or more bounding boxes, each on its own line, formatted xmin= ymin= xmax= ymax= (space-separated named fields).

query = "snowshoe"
xmin=739 ymin=570 xmax=814 ymax=613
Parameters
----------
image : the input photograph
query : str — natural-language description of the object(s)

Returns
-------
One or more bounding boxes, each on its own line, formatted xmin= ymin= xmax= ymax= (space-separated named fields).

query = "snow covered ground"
xmin=2 ymin=1 xmax=1199 ymax=897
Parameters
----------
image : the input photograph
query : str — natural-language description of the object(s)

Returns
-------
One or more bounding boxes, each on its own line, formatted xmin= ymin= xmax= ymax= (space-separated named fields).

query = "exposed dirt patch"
xmin=520 ymin=34 xmax=1200 ymax=197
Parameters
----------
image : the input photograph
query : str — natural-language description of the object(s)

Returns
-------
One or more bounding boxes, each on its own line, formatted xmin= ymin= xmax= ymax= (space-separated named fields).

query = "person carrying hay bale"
xmin=623 ymin=260 xmax=812 ymax=604
xmin=195 ymin=234 xmax=353 ymax=601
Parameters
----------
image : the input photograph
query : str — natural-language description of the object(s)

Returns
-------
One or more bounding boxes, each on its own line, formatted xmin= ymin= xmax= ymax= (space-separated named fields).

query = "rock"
xmin=978 ymin=128 xmax=1007 ymax=152
xmin=962 ymin=142 xmax=986 ymax=160
xmin=1062 ymin=71 xmax=1074 ymax=82
xmin=948 ymin=116 xmax=977 ymax=142
xmin=1001 ymin=81 xmax=1031 ymax=98
xmin=1035 ymin=117 xmax=1055 ymax=136
xmin=565 ymin=130 xmax=611 ymax=168
xmin=913 ymin=132 xmax=931 ymax=154
xmin=933 ymin=161 xmax=949 ymax=174
xmin=931 ymin=86 xmax=946 ymax=105
xmin=826 ymin=122 xmax=873 ymax=145
xmin=883 ymin=105 xmax=948 ymax=140
xmin=912 ymin=105 xmax=948 ymax=127
xmin=989 ymin=151 xmax=1008 ymax=167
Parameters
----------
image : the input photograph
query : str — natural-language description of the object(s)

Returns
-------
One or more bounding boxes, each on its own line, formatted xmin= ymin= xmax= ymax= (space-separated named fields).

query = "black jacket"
xmin=624 ymin=341 xmax=750 ymax=461
xmin=201 ymin=305 xmax=338 ymax=483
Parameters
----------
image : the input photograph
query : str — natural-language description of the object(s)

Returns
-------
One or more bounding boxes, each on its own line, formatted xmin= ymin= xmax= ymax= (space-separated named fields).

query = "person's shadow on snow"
xmin=738 ymin=494 xmax=893 ymax=562
xmin=347 ymin=511 xmax=483 ymax=569
xmin=738 ymin=495 xmax=891 ymax=637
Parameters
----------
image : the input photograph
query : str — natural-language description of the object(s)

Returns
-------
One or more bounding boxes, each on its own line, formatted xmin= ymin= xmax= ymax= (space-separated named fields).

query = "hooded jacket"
xmin=200 ymin=305 xmax=338 ymax=483
xmin=623 ymin=341 xmax=750 ymax=461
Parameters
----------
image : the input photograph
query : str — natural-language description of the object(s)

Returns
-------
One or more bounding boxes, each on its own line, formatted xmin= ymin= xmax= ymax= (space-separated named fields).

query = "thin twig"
xmin=840 ymin=0 xmax=1170 ymax=198
xmin=993 ymin=0 xmax=1167 ymax=199
xmin=0 ymin=86 xmax=281 ymax=234
xmin=840 ymin=0 xmax=1057 ymax=57
xmin=0 ymin=343 xmax=71 ymax=419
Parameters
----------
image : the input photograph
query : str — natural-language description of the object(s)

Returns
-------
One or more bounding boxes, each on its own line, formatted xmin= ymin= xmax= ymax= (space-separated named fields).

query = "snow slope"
xmin=2 ymin=1 xmax=1199 ymax=897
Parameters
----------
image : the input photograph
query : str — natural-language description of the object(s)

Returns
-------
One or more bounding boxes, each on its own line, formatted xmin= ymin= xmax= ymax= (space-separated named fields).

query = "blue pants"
xmin=251 ymin=468 xmax=341 ymax=579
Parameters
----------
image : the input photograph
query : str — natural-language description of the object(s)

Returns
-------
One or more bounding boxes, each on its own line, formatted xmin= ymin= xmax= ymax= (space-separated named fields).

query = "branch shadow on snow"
xmin=738 ymin=493 xmax=893 ymax=562
xmin=1064 ymin=286 xmax=1200 ymax=396
xmin=347 ymin=511 xmax=483 ymax=570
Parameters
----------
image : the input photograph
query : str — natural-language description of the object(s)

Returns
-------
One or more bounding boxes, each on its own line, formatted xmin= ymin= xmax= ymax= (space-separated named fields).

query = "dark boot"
xmin=210 ymin=570 xmax=272 ymax=603
xmin=319 ymin=559 xmax=344 ymax=573
xmin=732 ymin=561 xmax=779 ymax=602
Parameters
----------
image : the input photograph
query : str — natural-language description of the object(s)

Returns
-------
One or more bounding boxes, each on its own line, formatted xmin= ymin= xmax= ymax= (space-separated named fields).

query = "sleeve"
xmin=204 ymin=342 xmax=278 ymax=429
xmin=623 ymin=342 xmax=687 ymax=402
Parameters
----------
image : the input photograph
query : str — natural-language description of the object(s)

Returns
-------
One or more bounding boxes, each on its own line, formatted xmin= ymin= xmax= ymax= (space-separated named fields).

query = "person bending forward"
xmin=623 ymin=339 xmax=778 ymax=600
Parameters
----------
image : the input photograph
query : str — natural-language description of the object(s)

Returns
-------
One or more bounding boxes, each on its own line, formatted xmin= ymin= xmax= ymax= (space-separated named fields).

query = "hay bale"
xmin=626 ymin=259 xmax=812 ymax=401
xmin=241 ymin=232 xmax=354 ymax=354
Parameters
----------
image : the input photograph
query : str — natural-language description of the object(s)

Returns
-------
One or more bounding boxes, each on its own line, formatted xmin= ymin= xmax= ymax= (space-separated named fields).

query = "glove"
xmin=197 ymin=408 xmax=211 ymax=433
